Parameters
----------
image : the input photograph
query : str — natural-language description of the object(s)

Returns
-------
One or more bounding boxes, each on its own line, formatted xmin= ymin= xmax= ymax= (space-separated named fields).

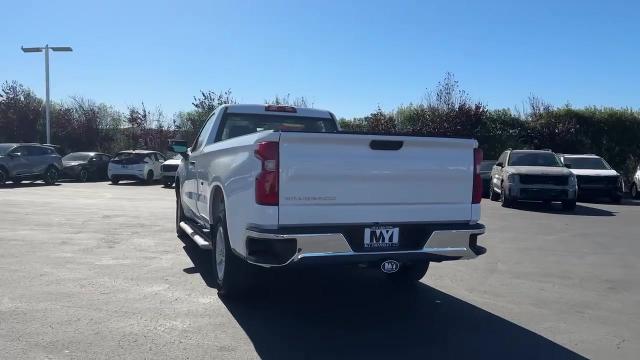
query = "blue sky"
xmin=1 ymin=0 xmax=638 ymax=119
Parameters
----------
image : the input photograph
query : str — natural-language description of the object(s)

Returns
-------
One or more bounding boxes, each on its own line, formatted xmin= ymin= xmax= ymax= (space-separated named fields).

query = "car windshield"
xmin=563 ymin=157 xmax=610 ymax=170
xmin=508 ymin=152 xmax=562 ymax=167
xmin=63 ymin=153 xmax=92 ymax=161
xmin=0 ymin=144 xmax=15 ymax=156
xmin=111 ymin=152 xmax=149 ymax=164
xmin=480 ymin=161 xmax=495 ymax=171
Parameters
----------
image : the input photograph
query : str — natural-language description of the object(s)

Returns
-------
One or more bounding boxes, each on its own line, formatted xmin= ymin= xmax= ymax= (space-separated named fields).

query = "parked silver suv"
xmin=0 ymin=143 xmax=63 ymax=185
xmin=489 ymin=149 xmax=577 ymax=210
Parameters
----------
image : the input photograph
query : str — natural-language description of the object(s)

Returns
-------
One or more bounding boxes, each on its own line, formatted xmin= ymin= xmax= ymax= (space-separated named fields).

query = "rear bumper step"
xmin=179 ymin=221 xmax=212 ymax=250
xmin=244 ymin=224 xmax=486 ymax=267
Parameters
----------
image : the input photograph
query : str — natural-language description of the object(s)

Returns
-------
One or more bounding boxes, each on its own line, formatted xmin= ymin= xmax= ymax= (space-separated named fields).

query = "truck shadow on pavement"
xmin=0 ymin=182 xmax=60 ymax=189
xmin=506 ymin=202 xmax=616 ymax=216
xmin=180 ymin=236 xmax=586 ymax=360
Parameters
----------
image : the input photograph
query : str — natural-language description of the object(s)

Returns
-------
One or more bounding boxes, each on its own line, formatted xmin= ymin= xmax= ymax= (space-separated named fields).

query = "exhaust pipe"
xmin=179 ymin=222 xmax=212 ymax=250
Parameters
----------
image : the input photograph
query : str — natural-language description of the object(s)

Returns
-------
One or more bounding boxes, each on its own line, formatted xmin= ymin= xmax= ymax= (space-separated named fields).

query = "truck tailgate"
xmin=278 ymin=132 xmax=477 ymax=225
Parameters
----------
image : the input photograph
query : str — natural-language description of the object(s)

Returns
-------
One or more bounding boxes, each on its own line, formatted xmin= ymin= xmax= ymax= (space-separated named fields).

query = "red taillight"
xmin=265 ymin=105 xmax=297 ymax=113
xmin=472 ymin=148 xmax=483 ymax=204
xmin=255 ymin=141 xmax=279 ymax=205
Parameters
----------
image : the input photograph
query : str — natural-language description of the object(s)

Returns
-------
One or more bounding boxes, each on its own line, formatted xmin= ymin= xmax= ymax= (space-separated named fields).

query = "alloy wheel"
xmin=215 ymin=226 xmax=226 ymax=282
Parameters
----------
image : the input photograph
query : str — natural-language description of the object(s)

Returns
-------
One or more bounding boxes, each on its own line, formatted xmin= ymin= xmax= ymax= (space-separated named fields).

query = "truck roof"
xmin=561 ymin=154 xmax=600 ymax=158
xmin=223 ymin=104 xmax=333 ymax=119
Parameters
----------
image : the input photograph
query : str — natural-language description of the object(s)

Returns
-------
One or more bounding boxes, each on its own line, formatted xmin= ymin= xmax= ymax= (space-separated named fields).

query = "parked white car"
xmin=171 ymin=104 xmax=486 ymax=297
xmin=560 ymin=154 xmax=624 ymax=203
xmin=108 ymin=150 xmax=166 ymax=184
xmin=161 ymin=154 xmax=181 ymax=187
xmin=631 ymin=165 xmax=640 ymax=199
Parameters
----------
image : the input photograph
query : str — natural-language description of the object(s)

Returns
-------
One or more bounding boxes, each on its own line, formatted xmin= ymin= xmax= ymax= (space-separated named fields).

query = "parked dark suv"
xmin=0 ymin=143 xmax=63 ymax=185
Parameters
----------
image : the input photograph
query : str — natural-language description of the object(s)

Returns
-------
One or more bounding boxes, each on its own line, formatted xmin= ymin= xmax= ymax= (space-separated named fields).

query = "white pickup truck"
xmin=170 ymin=104 xmax=486 ymax=296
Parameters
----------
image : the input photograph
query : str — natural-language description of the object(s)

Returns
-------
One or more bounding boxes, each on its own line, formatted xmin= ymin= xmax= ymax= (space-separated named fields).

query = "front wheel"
xmin=110 ymin=177 xmax=120 ymax=185
xmin=489 ymin=183 xmax=500 ymax=201
xmin=631 ymin=184 xmax=639 ymax=199
xmin=610 ymin=193 xmax=622 ymax=204
xmin=175 ymin=192 xmax=187 ymax=237
xmin=213 ymin=206 xmax=254 ymax=298
xmin=145 ymin=170 xmax=154 ymax=184
xmin=386 ymin=262 xmax=430 ymax=285
xmin=163 ymin=178 xmax=174 ymax=187
xmin=43 ymin=166 xmax=59 ymax=185
xmin=500 ymin=184 xmax=513 ymax=208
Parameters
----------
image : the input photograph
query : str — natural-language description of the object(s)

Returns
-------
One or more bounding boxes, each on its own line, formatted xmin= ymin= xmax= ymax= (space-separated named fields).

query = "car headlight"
xmin=507 ymin=174 xmax=518 ymax=183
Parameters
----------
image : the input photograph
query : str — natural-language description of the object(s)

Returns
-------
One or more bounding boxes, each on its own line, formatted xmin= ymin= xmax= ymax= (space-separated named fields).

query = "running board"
xmin=179 ymin=221 xmax=212 ymax=250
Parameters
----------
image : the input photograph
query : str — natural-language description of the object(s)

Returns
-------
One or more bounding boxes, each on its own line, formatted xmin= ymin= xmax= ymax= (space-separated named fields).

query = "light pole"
xmin=21 ymin=45 xmax=73 ymax=144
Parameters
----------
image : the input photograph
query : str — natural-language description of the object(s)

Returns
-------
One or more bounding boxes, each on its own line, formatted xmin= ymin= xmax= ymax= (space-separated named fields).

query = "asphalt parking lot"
xmin=1 ymin=181 xmax=639 ymax=359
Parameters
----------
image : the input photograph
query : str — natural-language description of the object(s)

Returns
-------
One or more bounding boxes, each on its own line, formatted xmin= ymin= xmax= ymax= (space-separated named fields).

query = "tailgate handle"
xmin=369 ymin=140 xmax=403 ymax=151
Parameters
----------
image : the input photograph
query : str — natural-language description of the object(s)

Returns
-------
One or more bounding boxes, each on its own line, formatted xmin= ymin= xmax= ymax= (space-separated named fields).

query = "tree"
xmin=265 ymin=94 xmax=311 ymax=107
xmin=0 ymin=81 xmax=43 ymax=142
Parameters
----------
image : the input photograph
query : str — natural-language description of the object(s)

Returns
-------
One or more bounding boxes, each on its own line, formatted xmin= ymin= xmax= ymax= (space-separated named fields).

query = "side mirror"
xmin=495 ymin=162 xmax=503 ymax=167
xmin=8 ymin=152 xmax=21 ymax=158
xmin=565 ymin=164 xmax=572 ymax=169
xmin=168 ymin=140 xmax=189 ymax=156
xmin=88 ymin=158 xmax=97 ymax=162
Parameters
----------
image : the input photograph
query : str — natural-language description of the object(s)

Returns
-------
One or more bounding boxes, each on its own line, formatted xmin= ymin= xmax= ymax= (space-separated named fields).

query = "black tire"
xmin=12 ymin=179 xmax=22 ymax=184
xmin=610 ymin=193 xmax=622 ymax=204
xmin=631 ymin=184 xmax=640 ymax=200
xmin=145 ymin=170 xmax=154 ymax=184
xmin=0 ymin=168 xmax=7 ymax=185
xmin=43 ymin=166 xmax=59 ymax=185
xmin=176 ymin=191 xmax=188 ymax=238
xmin=78 ymin=168 xmax=89 ymax=182
xmin=500 ymin=184 xmax=513 ymax=208
xmin=562 ymin=200 xmax=577 ymax=211
xmin=163 ymin=178 xmax=174 ymax=187
xmin=212 ymin=197 xmax=254 ymax=298
xmin=489 ymin=183 xmax=500 ymax=201
xmin=110 ymin=177 xmax=120 ymax=185
xmin=386 ymin=262 xmax=430 ymax=285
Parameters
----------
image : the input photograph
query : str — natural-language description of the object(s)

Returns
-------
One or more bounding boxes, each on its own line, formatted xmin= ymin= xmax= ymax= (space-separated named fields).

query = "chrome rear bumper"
xmin=244 ymin=225 xmax=486 ymax=267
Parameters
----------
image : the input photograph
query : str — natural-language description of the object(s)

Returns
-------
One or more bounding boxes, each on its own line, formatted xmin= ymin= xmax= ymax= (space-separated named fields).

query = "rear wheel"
xmin=145 ymin=170 xmax=154 ymax=184
xmin=110 ymin=177 xmax=120 ymax=185
xmin=12 ymin=179 xmax=22 ymax=184
xmin=562 ymin=200 xmax=577 ymax=211
xmin=43 ymin=166 xmax=59 ymax=185
xmin=631 ymin=184 xmax=639 ymax=199
xmin=386 ymin=262 xmax=430 ymax=285
xmin=0 ymin=168 xmax=7 ymax=185
xmin=212 ymin=198 xmax=254 ymax=298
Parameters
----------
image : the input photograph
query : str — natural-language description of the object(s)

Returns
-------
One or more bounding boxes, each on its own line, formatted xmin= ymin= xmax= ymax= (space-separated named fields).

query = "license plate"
xmin=364 ymin=226 xmax=399 ymax=249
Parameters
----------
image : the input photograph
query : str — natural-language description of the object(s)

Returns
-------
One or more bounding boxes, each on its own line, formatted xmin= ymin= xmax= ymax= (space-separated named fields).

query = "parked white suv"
xmin=161 ymin=154 xmax=181 ymax=187
xmin=108 ymin=150 xmax=166 ymax=184
xmin=489 ymin=149 xmax=577 ymax=210
xmin=171 ymin=104 xmax=486 ymax=297
xmin=560 ymin=154 xmax=623 ymax=203
xmin=631 ymin=165 xmax=640 ymax=199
